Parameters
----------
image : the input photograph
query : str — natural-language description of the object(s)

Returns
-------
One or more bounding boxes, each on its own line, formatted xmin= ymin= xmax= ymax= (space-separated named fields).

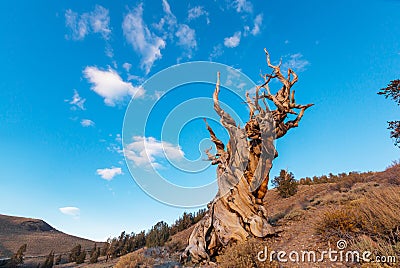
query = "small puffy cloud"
xmin=59 ymin=207 xmax=80 ymax=219
xmin=67 ymin=89 xmax=86 ymax=110
xmin=152 ymin=90 xmax=164 ymax=100
xmin=282 ymin=53 xmax=310 ymax=72
xmin=188 ymin=6 xmax=210 ymax=24
xmin=65 ymin=5 xmax=111 ymax=40
xmin=80 ymin=119 xmax=95 ymax=127
xmin=83 ymin=66 xmax=145 ymax=106
xmin=115 ymin=133 xmax=122 ymax=142
xmin=122 ymin=4 xmax=166 ymax=74
xmin=96 ymin=167 xmax=122 ymax=180
xmin=251 ymin=14 xmax=263 ymax=35
xmin=175 ymin=24 xmax=197 ymax=58
xmin=122 ymin=62 xmax=132 ymax=72
xmin=224 ymin=31 xmax=241 ymax=48
xmin=124 ymin=136 xmax=184 ymax=169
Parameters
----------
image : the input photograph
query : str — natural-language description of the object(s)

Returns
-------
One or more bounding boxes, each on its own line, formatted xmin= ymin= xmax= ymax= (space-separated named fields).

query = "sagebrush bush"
xmin=283 ymin=209 xmax=304 ymax=221
xmin=383 ymin=162 xmax=400 ymax=185
xmin=353 ymin=234 xmax=400 ymax=265
xmin=114 ymin=251 xmax=154 ymax=268
xmin=217 ymin=238 xmax=279 ymax=268
xmin=315 ymin=208 xmax=360 ymax=241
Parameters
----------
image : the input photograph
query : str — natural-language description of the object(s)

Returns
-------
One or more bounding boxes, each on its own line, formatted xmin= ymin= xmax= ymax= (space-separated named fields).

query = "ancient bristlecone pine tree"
xmin=182 ymin=49 xmax=313 ymax=263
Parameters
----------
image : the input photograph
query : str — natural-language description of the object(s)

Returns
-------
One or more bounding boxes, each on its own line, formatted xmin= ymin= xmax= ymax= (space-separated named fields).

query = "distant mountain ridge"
xmin=0 ymin=214 xmax=98 ymax=258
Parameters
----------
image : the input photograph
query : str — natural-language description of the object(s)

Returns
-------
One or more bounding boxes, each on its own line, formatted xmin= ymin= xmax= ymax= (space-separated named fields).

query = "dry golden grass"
xmin=354 ymin=187 xmax=400 ymax=238
xmin=353 ymin=235 xmax=399 ymax=265
xmin=114 ymin=250 xmax=155 ymax=268
xmin=315 ymin=208 xmax=360 ymax=241
xmin=316 ymin=187 xmax=400 ymax=237
xmin=217 ymin=238 xmax=280 ymax=268
xmin=315 ymin=186 xmax=400 ymax=266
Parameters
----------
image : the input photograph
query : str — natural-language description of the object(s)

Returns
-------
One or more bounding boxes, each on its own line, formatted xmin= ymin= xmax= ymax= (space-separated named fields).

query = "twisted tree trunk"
xmin=181 ymin=49 xmax=313 ymax=263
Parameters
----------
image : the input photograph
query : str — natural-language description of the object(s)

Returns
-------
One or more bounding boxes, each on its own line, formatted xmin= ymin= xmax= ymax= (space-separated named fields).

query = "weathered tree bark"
xmin=181 ymin=49 xmax=313 ymax=263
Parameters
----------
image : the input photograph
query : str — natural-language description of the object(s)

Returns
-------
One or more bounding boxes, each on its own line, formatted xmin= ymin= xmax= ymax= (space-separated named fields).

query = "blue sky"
xmin=0 ymin=0 xmax=399 ymax=241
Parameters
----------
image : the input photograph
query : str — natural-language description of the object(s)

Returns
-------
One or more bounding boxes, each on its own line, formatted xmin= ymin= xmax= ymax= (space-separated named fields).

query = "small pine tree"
xmin=101 ymin=241 xmax=109 ymax=256
xmin=41 ymin=251 xmax=54 ymax=268
xmin=145 ymin=221 xmax=170 ymax=247
xmin=68 ymin=244 xmax=82 ymax=263
xmin=378 ymin=79 xmax=400 ymax=147
xmin=9 ymin=244 xmax=27 ymax=266
xmin=76 ymin=250 xmax=86 ymax=264
xmin=107 ymin=239 xmax=119 ymax=259
xmin=89 ymin=247 xmax=100 ymax=264
xmin=272 ymin=169 xmax=298 ymax=198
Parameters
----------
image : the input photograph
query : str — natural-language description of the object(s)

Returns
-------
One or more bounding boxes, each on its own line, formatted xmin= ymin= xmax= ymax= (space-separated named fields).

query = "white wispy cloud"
xmin=122 ymin=62 xmax=144 ymax=82
xmin=65 ymin=10 xmax=87 ymax=40
xmin=161 ymin=0 xmax=177 ymax=31
xmin=122 ymin=62 xmax=132 ymax=72
xmin=83 ymin=66 xmax=144 ymax=106
xmin=123 ymin=4 xmax=166 ymax=74
xmin=155 ymin=0 xmax=198 ymax=62
xmin=282 ymin=53 xmax=310 ymax=72
xmin=80 ymin=119 xmax=95 ymax=127
xmin=233 ymin=0 xmax=253 ymax=14
xmin=89 ymin=5 xmax=111 ymax=39
xmin=124 ymin=136 xmax=184 ymax=169
xmin=67 ymin=89 xmax=86 ymax=110
xmin=152 ymin=0 xmax=177 ymax=37
xmin=251 ymin=14 xmax=263 ymax=35
xmin=188 ymin=6 xmax=210 ymax=24
xmin=96 ymin=167 xmax=122 ymax=180
xmin=107 ymin=134 xmax=123 ymax=155
xmin=65 ymin=5 xmax=111 ymax=40
xmin=224 ymin=31 xmax=241 ymax=48
xmin=175 ymin=24 xmax=197 ymax=59
xmin=209 ymin=44 xmax=224 ymax=60
xmin=59 ymin=207 xmax=80 ymax=219
xmin=105 ymin=44 xmax=114 ymax=58
xmin=224 ymin=66 xmax=246 ymax=90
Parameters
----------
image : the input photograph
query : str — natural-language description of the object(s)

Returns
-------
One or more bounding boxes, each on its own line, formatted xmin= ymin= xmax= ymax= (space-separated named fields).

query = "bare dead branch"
xmin=212 ymin=72 xmax=237 ymax=128
xmin=203 ymin=118 xmax=225 ymax=155
xmin=245 ymin=92 xmax=255 ymax=118
xmin=204 ymin=146 xmax=220 ymax=165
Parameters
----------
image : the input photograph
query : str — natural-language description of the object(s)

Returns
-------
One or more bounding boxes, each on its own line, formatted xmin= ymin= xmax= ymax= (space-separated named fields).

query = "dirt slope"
xmin=0 ymin=214 xmax=98 ymax=258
